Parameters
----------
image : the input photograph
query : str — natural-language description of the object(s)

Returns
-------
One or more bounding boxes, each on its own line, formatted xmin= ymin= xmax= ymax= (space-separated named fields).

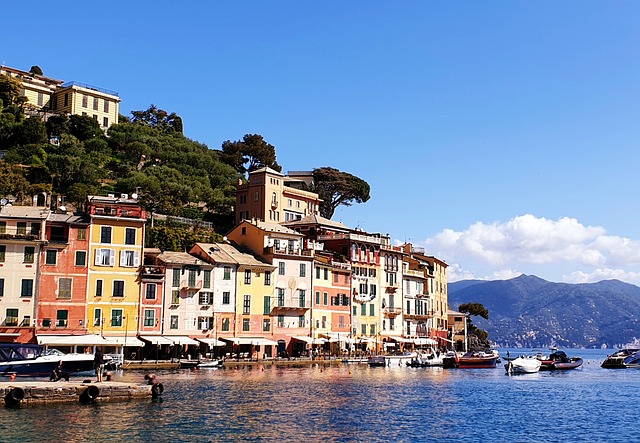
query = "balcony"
xmin=141 ymin=265 xmax=166 ymax=280
xmin=383 ymin=307 xmax=402 ymax=317
xmin=181 ymin=279 xmax=202 ymax=290
xmin=404 ymin=311 xmax=429 ymax=320
xmin=271 ymin=298 xmax=311 ymax=311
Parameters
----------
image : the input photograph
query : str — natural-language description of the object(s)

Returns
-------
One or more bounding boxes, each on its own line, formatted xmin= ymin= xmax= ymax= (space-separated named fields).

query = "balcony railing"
xmin=383 ymin=307 xmax=402 ymax=317
xmin=181 ymin=279 xmax=202 ymax=290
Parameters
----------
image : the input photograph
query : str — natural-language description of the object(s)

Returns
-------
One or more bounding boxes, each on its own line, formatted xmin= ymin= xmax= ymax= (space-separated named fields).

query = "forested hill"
xmin=448 ymin=275 xmax=640 ymax=348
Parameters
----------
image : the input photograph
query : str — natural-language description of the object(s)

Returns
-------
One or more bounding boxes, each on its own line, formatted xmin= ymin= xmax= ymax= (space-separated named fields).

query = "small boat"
xmin=538 ymin=350 xmax=583 ymax=370
xmin=601 ymin=349 xmax=640 ymax=369
xmin=196 ymin=359 xmax=222 ymax=369
xmin=457 ymin=351 xmax=498 ymax=368
xmin=367 ymin=355 xmax=386 ymax=367
xmin=407 ymin=349 xmax=443 ymax=367
xmin=442 ymin=351 xmax=459 ymax=368
xmin=505 ymin=356 xmax=541 ymax=374
xmin=368 ymin=352 xmax=416 ymax=367
xmin=0 ymin=343 xmax=103 ymax=377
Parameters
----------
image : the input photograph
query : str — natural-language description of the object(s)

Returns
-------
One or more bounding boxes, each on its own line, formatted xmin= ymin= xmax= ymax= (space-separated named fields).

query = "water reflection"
xmin=3 ymin=351 xmax=640 ymax=442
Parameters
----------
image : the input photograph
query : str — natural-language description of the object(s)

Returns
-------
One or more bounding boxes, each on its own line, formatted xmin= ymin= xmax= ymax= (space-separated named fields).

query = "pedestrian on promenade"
xmin=94 ymin=347 xmax=106 ymax=382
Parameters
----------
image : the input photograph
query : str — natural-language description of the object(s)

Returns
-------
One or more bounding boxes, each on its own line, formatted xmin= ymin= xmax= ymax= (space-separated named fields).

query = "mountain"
xmin=448 ymin=274 xmax=640 ymax=348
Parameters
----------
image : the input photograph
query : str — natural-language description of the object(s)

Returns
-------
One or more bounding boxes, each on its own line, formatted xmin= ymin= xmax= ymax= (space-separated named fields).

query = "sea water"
xmin=0 ymin=349 xmax=638 ymax=442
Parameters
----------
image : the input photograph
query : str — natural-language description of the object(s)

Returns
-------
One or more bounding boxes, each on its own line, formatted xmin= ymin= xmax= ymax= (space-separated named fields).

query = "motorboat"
xmin=368 ymin=351 xmax=416 ymax=367
xmin=505 ymin=356 xmax=541 ymax=374
xmin=0 ymin=343 xmax=102 ymax=377
xmin=196 ymin=359 xmax=222 ymax=369
xmin=538 ymin=350 xmax=583 ymax=370
xmin=457 ymin=351 xmax=498 ymax=368
xmin=442 ymin=351 xmax=459 ymax=368
xmin=367 ymin=355 xmax=386 ymax=367
xmin=601 ymin=348 xmax=640 ymax=369
xmin=407 ymin=349 xmax=443 ymax=367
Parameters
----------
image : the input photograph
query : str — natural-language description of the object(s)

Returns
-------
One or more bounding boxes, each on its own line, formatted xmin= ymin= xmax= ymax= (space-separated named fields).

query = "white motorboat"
xmin=505 ymin=356 xmax=541 ymax=374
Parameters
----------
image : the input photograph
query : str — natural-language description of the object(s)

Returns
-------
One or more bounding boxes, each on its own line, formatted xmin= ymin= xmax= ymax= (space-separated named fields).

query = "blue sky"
xmin=4 ymin=2 xmax=640 ymax=284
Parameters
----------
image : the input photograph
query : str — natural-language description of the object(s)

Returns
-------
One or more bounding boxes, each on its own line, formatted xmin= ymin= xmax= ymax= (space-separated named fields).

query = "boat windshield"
xmin=42 ymin=349 xmax=66 ymax=357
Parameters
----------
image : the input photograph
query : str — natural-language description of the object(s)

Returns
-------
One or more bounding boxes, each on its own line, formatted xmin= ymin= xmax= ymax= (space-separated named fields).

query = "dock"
xmin=1 ymin=381 xmax=155 ymax=406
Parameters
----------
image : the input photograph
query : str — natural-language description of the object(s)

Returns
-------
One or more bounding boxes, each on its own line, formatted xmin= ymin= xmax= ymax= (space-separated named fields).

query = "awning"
xmin=414 ymin=338 xmax=438 ymax=346
xmin=104 ymin=337 xmax=145 ymax=347
xmin=197 ymin=338 xmax=227 ymax=347
xmin=290 ymin=336 xmax=327 ymax=344
xmin=221 ymin=337 xmax=277 ymax=346
xmin=37 ymin=334 xmax=108 ymax=346
xmin=164 ymin=336 xmax=199 ymax=345
xmin=389 ymin=336 xmax=414 ymax=343
xmin=140 ymin=335 xmax=174 ymax=345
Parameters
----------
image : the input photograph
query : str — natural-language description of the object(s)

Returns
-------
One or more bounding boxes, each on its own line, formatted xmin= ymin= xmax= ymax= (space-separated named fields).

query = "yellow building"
xmin=235 ymin=167 xmax=321 ymax=225
xmin=0 ymin=65 xmax=120 ymax=130
xmin=85 ymin=195 xmax=146 ymax=341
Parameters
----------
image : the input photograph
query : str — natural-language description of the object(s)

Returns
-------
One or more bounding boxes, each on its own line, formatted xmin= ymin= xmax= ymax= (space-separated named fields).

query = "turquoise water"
xmin=1 ymin=349 xmax=638 ymax=442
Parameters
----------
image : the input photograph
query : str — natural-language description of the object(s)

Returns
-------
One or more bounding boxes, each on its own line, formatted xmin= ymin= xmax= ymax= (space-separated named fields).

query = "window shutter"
xmin=134 ymin=251 xmax=140 ymax=267
xmin=95 ymin=249 xmax=102 ymax=266
xmin=110 ymin=249 xmax=116 ymax=266
xmin=120 ymin=250 xmax=126 ymax=267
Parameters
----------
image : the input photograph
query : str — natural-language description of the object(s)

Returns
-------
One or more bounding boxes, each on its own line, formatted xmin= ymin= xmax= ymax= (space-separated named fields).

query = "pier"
xmin=1 ymin=381 xmax=154 ymax=406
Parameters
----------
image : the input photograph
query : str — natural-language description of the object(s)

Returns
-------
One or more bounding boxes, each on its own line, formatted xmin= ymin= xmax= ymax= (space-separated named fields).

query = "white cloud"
xmin=423 ymin=214 xmax=640 ymax=284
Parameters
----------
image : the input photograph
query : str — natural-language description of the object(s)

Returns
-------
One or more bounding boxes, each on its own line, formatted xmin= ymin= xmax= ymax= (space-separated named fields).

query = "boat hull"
xmin=0 ymin=355 xmax=96 ymax=377
xmin=601 ymin=349 xmax=640 ymax=369
xmin=505 ymin=357 xmax=541 ymax=374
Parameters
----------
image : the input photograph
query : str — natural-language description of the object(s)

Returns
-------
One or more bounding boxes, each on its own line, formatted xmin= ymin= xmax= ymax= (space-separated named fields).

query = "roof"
xmin=0 ymin=205 xmax=49 ymax=219
xmin=193 ymin=242 xmax=239 ymax=265
xmin=283 ymin=213 xmax=351 ymax=231
xmin=46 ymin=212 xmax=90 ymax=225
xmin=254 ymin=220 xmax=302 ymax=237
xmin=157 ymin=251 xmax=207 ymax=266
xmin=248 ymin=166 xmax=283 ymax=176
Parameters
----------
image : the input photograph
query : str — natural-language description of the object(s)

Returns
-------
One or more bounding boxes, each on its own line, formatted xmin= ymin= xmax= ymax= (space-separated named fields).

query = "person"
xmin=94 ymin=348 xmax=105 ymax=382
xmin=144 ymin=373 xmax=158 ymax=385
xmin=50 ymin=360 xmax=70 ymax=382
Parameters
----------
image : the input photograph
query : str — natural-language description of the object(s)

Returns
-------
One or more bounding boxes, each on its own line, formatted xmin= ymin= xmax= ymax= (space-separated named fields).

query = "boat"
xmin=367 ymin=355 xmax=386 ymax=367
xmin=601 ymin=348 xmax=640 ymax=369
xmin=505 ymin=356 xmax=541 ymax=374
xmin=196 ymin=359 xmax=222 ymax=369
xmin=368 ymin=351 xmax=416 ymax=367
xmin=0 ymin=343 xmax=104 ymax=377
xmin=457 ymin=351 xmax=498 ymax=368
xmin=407 ymin=349 xmax=444 ymax=367
xmin=537 ymin=350 xmax=583 ymax=370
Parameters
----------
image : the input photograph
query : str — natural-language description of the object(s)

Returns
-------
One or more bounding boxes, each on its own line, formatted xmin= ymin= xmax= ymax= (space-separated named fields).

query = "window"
xmin=171 ymin=290 xmax=180 ymax=305
xmin=222 ymin=318 xmax=230 ymax=331
xmin=339 ymin=315 xmax=345 ymax=329
xmin=17 ymin=222 xmax=27 ymax=236
xmin=277 ymin=288 xmax=285 ymax=306
xmin=56 ymin=310 xmax=68 ymax=327
xmin=111 ymin=309 xmax=123 ymax=327
xmin=100 ymin=226 xmax=112 ymax=243
xmin=222 ymin=291 xmax=230 ymax=304
xmin=37 ymin=92 xmax=44 ymax=106
xmin=146 ymin=283 xmax=157 ymax=300
xmin=223 ymin=266 xmax=231 ymax=280
xmin=264 ymin=271 xmax=271 ymax=286
xmin=324 ymin=268 xmax=329 ymax=280
xmin=77 ymin=227 xmax=87 ymax=240
xmin=353 ymin=305 xmax=357 ymax=316
xmin=199 ymin=292 xmax=212 ymax=305
xmin=322 ymin=315 xmax=327 ymax=329
xmin=361 ymin=324 xmax=367 ymax=335
xmin=144 ymin=310 xmax=155 ymax=327
xmin=244 ymin=270 xmax=251 ymax=285
xmin=263 ymin=296 xmax=271 ymax=314
xmin=93 ymin=97 xmax=99 ymax=110
xmin=120 ymin=250 xmax=139 ymax=267
xmin=103 ymin=117 xmax=108 ymax=127
xmin=323 ymin=292 xmax=328 ymax=305
xmin=0 ymin=278 xmax=3 ymax=296
xmin=125 ymin=228 xmax=136 ymax=245
xmin=170 ymin=315 xmax=179 ymax=329
xmin=95 ymin=248 xmax=115 ymax=266
xmin=198 ymin=316 xmax=213 ymax=330
xmin=370 ymin=324 xmax=376 ymax=336
xmin=42 ymin=318 xmax=51 ymax=328
xmin=263 ymin=318 xmax=271 ymax=332
xmin=277 ymin=315 xmax=284 ymax=328
xmin=104 ymin=101 xmax=109 ymax=113
xmin=82 ymin=95 xmax=88 ymax=107
xmin=370 ymin=304 xmax=375 ymax=316
xmin=21 ymin=279 xmax=33 ymax=297
xmin=299 ymin=315 xmax=305 ymax=327
xmin=94 ymin=308 xmax=102 ymax=327
xmin=278 ymin=262 xmax=285 ymax=275
xmin=24 ymin=246 xmax=35 ymax=263
xmin=315 ymin=291 xmax=320 ymax=305
xmin=58 ymin=278 xmax=72 ymax=299
xmin=299 ymin=263 xmax=306 ymax=277
xmin=75 ymin=251 xmax=87 ymax=266
xmin=299 ymin=289 xmax=306 ymax=308
xmin=0 ymin=245 xmax=4 ymax=263
xmin=64 ymin=93 xmax=69 ymax=107
xmin=172 ymin=269 xmax=181 ymax=287
xmin=370 ymin=285 xmax=377 ymax=297
xmin=96 ymin=279 xmax=103 ymax=297
xmin=243 ymin=295 xmax=251 ymax=314
xmin=243 ymin=318 xmax=250 ymax=331
xmin=113 ymin=280 xmax=125 ymax=297
xmin=5 ymin=309 xmax=18 ymax=327
xmin=361 ymin=304 xmax=366 ymax=316
xmin=316 ymin=267 xmax=321 ymax=279
xmin=203 ymin=270 xmax=211 ymax=288
xmin=45 ymin=250 xmax=57 ymax=265
xmin=0 ymin=222 xmax=5 ymax=234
